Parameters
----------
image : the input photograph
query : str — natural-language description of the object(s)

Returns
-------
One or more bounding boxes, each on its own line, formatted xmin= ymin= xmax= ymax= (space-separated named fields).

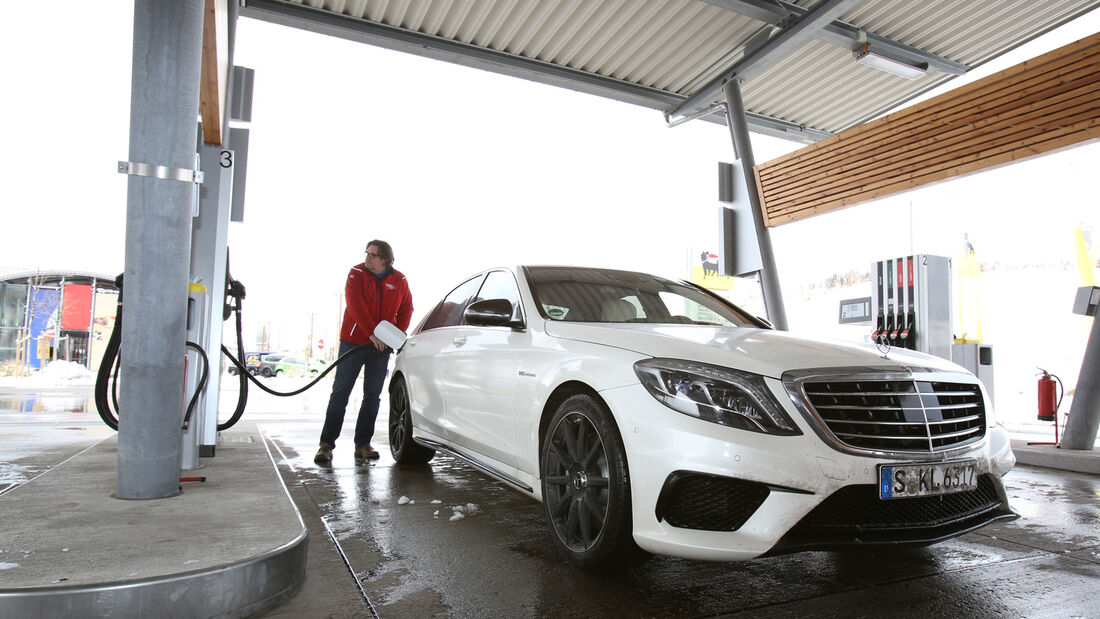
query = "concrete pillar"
xmin=722 ymin=79 xmax=788 ymax=330
xmin=117 ymin=0 xmax=205 ymax=499
xmin=1061 ymin=314 xmax=1100 ymax=450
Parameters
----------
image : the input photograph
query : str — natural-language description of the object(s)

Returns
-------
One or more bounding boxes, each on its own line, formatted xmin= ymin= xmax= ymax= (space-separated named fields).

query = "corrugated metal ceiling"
xmin=241 ymin=0 xmax=1100 ymax=142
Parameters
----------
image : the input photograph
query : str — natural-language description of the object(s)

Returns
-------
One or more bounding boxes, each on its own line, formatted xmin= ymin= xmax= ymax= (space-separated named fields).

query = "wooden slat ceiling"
xmin=241 ymin=0 xmax=1100 ymax=143
xmin=755 ymin=31 xmax=1100 ymax=225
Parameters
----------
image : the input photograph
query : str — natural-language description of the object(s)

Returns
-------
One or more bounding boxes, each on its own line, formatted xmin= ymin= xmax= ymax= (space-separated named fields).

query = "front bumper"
xmin=601 ymin=381 xmax=1016 ymax=562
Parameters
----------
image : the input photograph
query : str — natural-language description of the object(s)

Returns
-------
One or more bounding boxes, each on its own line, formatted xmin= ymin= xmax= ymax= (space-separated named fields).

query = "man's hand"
xmin=369 ymin=334 xmax=388 ymax=351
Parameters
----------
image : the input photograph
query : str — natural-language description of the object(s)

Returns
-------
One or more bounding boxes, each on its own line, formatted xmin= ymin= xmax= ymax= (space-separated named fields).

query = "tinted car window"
xmin=421 ymin=275 xmax=484 ymax=331
xmin=525 ymin=266 xmax=761 ymax=327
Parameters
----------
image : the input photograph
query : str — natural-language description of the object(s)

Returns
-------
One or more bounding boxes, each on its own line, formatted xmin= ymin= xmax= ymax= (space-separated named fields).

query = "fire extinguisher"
xmin=1037 ymin=369 xmax=1063 ymax=422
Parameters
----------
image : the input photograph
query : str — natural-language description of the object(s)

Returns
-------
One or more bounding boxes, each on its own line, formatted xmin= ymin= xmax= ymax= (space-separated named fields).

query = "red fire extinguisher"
xmin=1031 ymin=369 xmax=1064 ymax=446
xmin=1037 ymin=370 xmax=1061 ymax=421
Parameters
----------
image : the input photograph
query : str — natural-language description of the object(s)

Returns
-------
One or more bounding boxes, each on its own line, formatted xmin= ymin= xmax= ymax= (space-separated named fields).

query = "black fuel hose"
xmin=94 ymin=275 xmax=124 ymax=431
xmin=219 ymin=273 xmax=249 ymax=431
xmin=221 ymin=341 xmax=378 ymax=398
xmin=96 ymin=273 xmax=235 ymax=431
xmin=96 ymin=271 xmax=382 ymax=431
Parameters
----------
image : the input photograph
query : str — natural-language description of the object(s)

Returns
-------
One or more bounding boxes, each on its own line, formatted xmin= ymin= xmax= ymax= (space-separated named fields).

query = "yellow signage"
xmin=689 ymin=266 xmax=735 ymax=291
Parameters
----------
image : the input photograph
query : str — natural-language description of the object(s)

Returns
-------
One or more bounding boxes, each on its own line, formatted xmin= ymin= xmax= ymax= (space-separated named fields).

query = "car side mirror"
xmin=465 ymin=298 xmax=521 ymax=328
xmin=374 ymin=320 xmax=407 ymax=351
xmin=755 ymin=315 xmax=775 ymax=329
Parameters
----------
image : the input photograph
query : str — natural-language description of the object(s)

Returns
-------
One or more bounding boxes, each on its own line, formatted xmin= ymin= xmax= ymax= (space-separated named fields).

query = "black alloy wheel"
xmin=541 ymin=394 xmax=639 ymax=570
xmin=388 ymin=378 xmax=434 ymax=464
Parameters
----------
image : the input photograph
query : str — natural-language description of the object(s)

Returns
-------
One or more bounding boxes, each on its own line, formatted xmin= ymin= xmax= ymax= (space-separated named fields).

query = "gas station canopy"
xmin=241 ymin=0 xmax=1100 ymax=144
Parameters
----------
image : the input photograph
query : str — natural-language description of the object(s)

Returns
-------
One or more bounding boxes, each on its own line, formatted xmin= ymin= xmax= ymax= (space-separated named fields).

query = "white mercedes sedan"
xmin=387 ymin=266 xmax=1017 ymax=569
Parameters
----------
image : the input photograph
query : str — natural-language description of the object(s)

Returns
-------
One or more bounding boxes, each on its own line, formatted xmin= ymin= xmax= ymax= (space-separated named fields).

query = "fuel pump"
xmin=95 ymin=270 xmax=401 ymax=438
xmin=182 ymin=281 xmax=209 ymax=470
xmin=870 ymin=255 xmax=953 ymax=360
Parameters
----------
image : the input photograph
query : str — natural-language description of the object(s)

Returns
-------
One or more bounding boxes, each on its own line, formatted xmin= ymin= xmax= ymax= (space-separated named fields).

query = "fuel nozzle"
xmin=899 ymin=321 xmax=912 ymax=348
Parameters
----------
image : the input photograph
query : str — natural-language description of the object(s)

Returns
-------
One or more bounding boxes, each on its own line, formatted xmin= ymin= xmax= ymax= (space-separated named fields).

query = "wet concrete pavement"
xmin=3 ymin=379 xmax=1099 ymax=618
xmin=263 ymin=426 xmax=1100 ymax=618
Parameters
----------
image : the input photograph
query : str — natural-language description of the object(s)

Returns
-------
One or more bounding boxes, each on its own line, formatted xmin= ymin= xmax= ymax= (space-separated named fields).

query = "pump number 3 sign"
xmin=879 ymin=460 xmax=977 ymax=500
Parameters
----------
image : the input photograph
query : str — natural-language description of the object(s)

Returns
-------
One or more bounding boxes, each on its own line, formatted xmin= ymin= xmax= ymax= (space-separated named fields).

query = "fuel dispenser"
xmin=182 ymin=281 xmax=209 ymax=471
xmin=870 ymin=255 xmax=953 ymax=360
xmin=867 ymin=254 xmax=996 ymax=401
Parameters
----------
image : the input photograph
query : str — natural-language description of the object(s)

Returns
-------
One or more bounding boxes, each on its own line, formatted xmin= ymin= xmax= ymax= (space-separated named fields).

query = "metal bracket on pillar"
xmin=118 ymin=160 xmax=204 ymax=184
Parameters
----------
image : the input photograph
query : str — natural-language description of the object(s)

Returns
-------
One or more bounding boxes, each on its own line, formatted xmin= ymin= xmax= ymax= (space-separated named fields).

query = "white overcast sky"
xmin=2 ymin=2 xmax=1098 ymax=349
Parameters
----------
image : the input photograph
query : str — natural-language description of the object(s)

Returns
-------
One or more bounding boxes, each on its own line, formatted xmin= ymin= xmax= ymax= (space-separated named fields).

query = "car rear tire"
xmin=261 ymin=368 xmax=272 ymax=378
xmin=388 ymin=378 xmax=434 ymax=464
xmin=541 ymin=393 xmax=639 ymax=570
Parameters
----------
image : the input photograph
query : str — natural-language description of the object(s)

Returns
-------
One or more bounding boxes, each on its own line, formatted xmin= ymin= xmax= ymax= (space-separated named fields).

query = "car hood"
xmin=541 ymin=322 xmax=965 ymax=379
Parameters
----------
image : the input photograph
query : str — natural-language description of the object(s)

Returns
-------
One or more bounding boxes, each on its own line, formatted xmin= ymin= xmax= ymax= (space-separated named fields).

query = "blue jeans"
xmin=320 ymin=340 xmax=391 ymax=449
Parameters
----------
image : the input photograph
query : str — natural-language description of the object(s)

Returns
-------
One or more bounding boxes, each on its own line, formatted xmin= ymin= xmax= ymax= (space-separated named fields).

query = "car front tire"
xmin=388 ymin=378 xmax=435 ymax=464
xmin=541 ymin=393 xmax=638 ymax=570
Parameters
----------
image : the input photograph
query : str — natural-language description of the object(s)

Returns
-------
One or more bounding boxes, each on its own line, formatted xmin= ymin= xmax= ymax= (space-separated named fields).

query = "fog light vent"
xmin=655 ymin=471 xmax=769 ymax=531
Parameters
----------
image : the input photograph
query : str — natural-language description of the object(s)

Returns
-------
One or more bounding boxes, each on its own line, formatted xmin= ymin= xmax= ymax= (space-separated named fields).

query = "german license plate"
xmin=878 ymin=460 xmax=977 ymax=500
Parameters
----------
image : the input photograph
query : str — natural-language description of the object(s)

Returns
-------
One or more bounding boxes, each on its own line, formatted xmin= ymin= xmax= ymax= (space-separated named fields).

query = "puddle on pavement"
xmin=0 ymin=394 xmax=97 ymax=417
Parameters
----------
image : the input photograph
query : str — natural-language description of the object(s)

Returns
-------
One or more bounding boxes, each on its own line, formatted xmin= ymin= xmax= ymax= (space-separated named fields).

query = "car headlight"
xmin=634 ymin=358 xmax=800 ymax=435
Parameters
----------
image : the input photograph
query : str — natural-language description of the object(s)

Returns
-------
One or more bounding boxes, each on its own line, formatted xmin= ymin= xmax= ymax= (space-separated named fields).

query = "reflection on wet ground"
xmin=263 ymin=417 xmax=1100 ymax=618
xmin=278 ymin=445 xmax=1099 ymax=618
xmin=4 ymin=381 xmax=1099 ymax=617
xmin=0 ymin=386 xmax=114 ymax=495
xmin=0 ymin=392 xmax=98 ymax=416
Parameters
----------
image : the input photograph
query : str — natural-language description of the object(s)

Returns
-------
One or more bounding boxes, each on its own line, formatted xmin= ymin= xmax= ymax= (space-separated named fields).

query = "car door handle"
xmin=452 ymin=337 xmax=467 ymax=347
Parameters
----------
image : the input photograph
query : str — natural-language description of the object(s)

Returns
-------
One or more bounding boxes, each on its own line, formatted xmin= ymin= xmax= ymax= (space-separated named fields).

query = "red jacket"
xmin=340 ymin=264 xmax=413 ymax=345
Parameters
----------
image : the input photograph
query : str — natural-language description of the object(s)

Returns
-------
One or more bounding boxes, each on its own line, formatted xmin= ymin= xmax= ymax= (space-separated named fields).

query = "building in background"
xmin=0 ymin=271 xmax=119 ymax=372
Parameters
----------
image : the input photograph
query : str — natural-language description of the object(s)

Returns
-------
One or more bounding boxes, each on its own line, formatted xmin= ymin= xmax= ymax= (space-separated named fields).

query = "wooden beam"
xmin=199 ymin=0 xmax=229 ymax=145
xmin=755 ymin=31 xmax=1100 ymax=226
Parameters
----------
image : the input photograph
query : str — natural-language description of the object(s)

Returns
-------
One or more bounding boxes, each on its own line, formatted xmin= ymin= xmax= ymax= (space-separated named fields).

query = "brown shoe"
xmin=354 ymin=445 xmax=380 ymax=464
xmin=314 ymin=443 xmax=334 ymax=465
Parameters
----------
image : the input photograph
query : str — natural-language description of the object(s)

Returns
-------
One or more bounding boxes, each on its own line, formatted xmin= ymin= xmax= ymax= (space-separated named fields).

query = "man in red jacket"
xmin=315 ymin=240 xmax=413 ymax=465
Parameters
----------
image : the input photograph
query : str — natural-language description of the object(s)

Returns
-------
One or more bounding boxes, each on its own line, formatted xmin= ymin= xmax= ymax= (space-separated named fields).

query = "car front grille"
xmin=801 ymin=379 xmax=986 ymax=452
xmin=655 ymin=472 xmax=770 ymax=532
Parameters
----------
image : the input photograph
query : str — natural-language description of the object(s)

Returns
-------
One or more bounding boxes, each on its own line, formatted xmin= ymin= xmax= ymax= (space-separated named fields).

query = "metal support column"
xmin=722 ymin=79 xmax=788 ymax=330
xmin=1061 ymin=314 xmax=1100 ymax=450
xmin=117 ymin=0 xmax=205 ymax=499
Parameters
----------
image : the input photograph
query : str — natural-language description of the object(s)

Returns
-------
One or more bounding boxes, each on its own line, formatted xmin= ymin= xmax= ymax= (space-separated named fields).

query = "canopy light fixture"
xmin=853 ymin=43 xmax=929 ymax=79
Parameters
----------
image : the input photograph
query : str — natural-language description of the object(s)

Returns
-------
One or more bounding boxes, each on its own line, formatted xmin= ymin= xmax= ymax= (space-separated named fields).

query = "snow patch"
xmin=0 ymin=563 xmax=18 ymax=570
xmin=0 ymin=360 xmax=95 ymax=386
xmin=397 ymin=496 xmax=413 ymax=505
xmin=448 ymin=503 xmax=480 ymax=522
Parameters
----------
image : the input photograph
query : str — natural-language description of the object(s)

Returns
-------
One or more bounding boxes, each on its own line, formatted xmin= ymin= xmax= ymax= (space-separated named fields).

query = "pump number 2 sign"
xmin=879 ymin=460 xmax=977 ymax=499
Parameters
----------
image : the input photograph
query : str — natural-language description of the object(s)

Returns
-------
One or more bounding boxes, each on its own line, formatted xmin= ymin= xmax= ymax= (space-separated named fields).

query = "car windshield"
xmin=524 ymin=266 xmax=763 ymax=327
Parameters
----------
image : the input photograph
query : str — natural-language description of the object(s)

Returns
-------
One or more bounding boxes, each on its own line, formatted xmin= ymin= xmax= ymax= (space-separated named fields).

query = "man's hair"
xmin=367 ymin=240 xmax=395 ymax=266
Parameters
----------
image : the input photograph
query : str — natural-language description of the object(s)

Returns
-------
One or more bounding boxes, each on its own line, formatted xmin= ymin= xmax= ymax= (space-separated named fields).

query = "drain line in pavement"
xmin=319 ymin=513 xmax=380 ymax=619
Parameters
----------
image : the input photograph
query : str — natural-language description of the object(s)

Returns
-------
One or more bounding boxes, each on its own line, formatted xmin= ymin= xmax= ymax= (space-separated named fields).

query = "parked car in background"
xmin=229 ymin=351 xmax=277 ymax=376
xmin=387 ymin=265 xmax=1018 ymax=570
xmin=258 ymin=353 xmax=289 ymax=378
xmin=272 ymin=356 xmax=328 ymax=377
